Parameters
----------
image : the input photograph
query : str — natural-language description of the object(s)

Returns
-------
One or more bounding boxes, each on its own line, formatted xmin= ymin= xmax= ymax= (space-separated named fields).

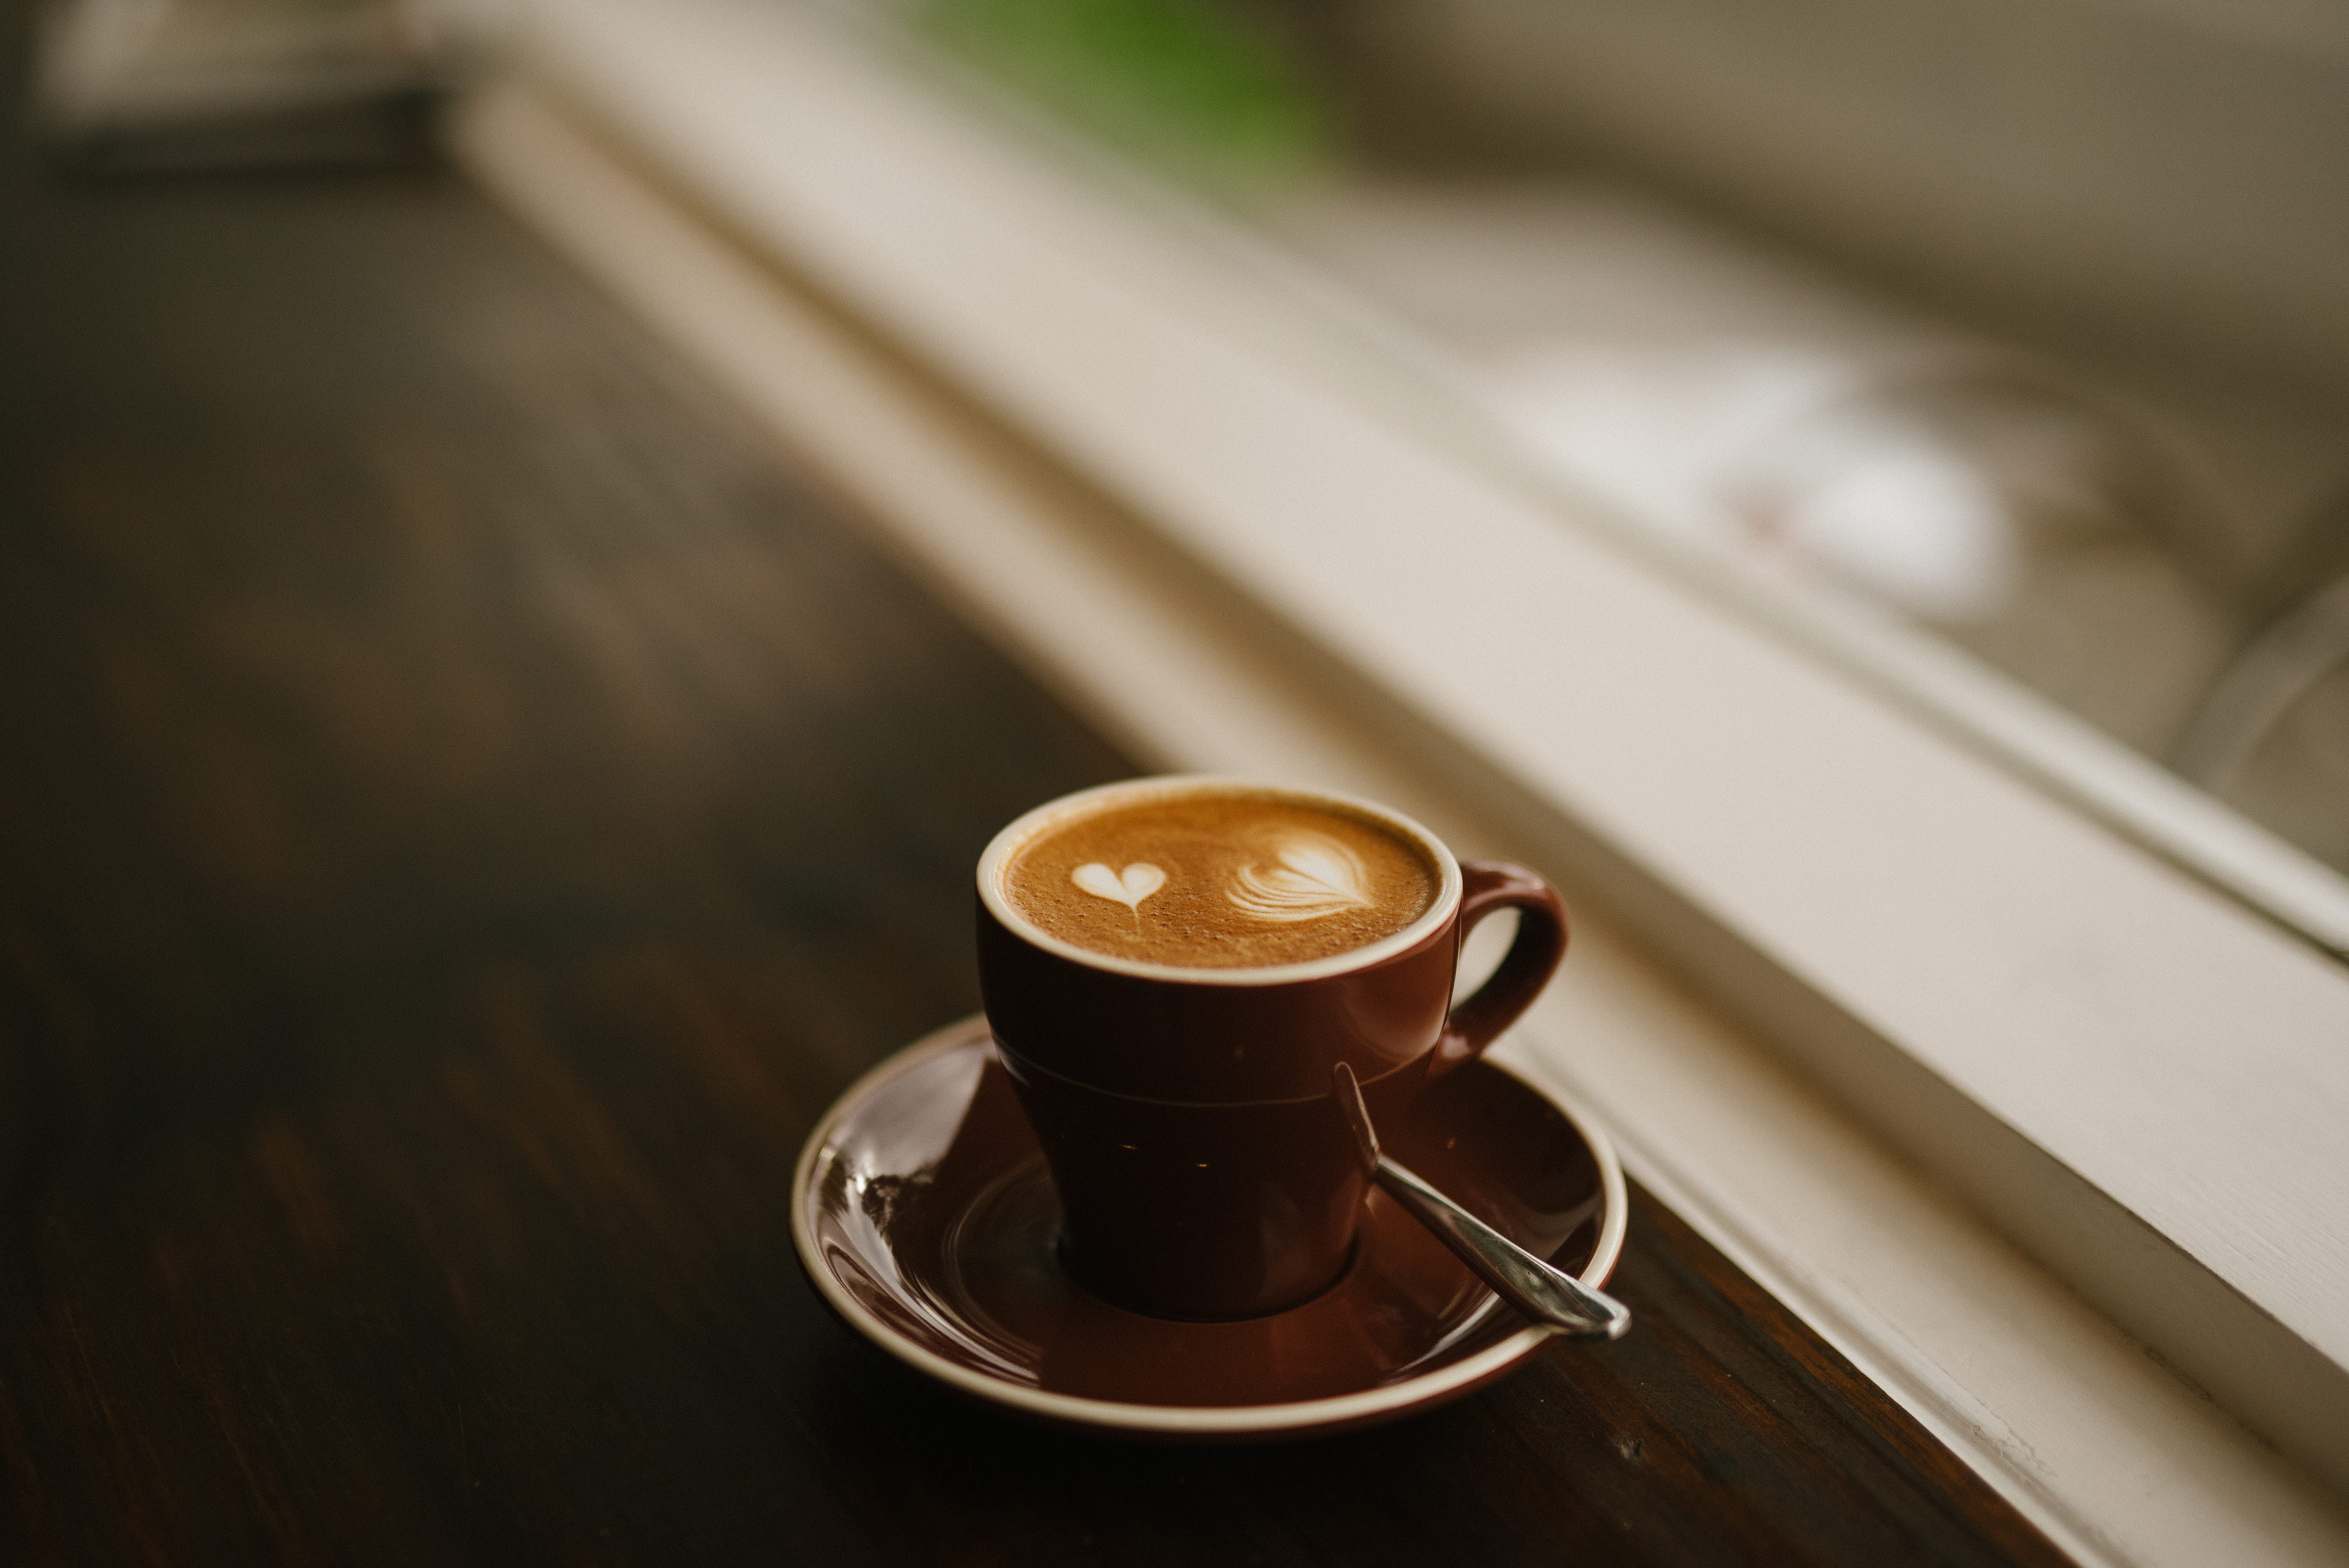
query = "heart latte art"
xmin=1071 ymin=861 xmax=1165 ymax=911
xmin=1004 ymin=789 xmax=1438 ymax=968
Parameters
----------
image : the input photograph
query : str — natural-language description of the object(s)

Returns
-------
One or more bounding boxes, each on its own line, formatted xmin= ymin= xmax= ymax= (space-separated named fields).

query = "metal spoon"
xmin=1332 ymin=1062 xmax=1631 ymax=1340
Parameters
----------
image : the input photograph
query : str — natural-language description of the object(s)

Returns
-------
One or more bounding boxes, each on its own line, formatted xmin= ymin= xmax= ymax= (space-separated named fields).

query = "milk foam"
xmin=1003 ymin=789 xmax=1439 ymax=969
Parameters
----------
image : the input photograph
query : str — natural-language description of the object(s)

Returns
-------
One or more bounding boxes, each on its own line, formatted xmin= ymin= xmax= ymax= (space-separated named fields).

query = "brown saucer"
xmin=791 ymin=1016 xmax=1627 ymax=1440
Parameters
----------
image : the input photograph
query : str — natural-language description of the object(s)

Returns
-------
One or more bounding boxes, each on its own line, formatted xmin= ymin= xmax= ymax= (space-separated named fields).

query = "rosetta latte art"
xmin=1227 ymin=834 xmax=1372 ymax=923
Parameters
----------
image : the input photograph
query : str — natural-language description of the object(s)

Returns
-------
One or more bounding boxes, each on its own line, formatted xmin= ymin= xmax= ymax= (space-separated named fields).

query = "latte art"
xmin=1002 ymin=787 xmax=1440 ymax=968
xmin=1072 ymin=861 xmax=1165 ymax=911
xmin=1228 ymin=834 xmax=1372 ymax=923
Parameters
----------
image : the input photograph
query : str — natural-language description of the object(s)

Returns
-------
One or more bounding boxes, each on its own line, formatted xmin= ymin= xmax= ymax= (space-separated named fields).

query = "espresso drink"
xmin=1001 ymin=788 xmax=1440 ymax=969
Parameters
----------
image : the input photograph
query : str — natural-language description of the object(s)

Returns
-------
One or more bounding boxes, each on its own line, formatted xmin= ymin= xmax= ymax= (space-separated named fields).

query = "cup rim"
xmin=976 ymin=775 xmax=1465 ymax=987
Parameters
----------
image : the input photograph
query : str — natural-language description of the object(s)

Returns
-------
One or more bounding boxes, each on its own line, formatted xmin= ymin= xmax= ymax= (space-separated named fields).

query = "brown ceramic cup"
xmin=975 ymin=777 xmax=1568 ymax=1322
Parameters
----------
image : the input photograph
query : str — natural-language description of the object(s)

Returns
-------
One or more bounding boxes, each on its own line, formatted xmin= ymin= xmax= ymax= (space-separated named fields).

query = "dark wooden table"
xmin=0 ymin=22 xmax=2073 ymax=1562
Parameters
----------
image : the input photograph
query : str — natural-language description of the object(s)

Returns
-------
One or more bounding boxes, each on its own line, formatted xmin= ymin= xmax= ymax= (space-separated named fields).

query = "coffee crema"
xmin=1000 ymin=789 xmax=1441 ymax=969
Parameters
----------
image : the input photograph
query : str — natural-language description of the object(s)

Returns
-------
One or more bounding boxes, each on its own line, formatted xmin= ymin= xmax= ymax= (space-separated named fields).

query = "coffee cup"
xmin=976 ymin=776 xmax=1568 ymax=1321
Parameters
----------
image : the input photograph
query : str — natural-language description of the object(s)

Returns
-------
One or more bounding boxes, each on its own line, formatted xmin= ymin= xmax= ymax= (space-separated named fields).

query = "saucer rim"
xmin=790 ymin=1014 xmax=1629 ymax=1438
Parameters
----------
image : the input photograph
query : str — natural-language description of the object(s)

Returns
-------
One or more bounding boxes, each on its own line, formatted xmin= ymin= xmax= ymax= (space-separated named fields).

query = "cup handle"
xmin=1429 ymin=861 xmax=1569 ymax=1078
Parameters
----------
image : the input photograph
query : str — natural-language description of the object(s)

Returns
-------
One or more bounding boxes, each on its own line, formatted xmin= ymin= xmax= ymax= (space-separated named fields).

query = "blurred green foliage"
xmin=916 ymin=0 xmax=1329 ymax=191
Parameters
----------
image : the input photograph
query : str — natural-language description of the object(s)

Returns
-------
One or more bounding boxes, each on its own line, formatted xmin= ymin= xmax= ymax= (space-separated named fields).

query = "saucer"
xmin=790 ymin=1015 xmax=1627 ymax=1440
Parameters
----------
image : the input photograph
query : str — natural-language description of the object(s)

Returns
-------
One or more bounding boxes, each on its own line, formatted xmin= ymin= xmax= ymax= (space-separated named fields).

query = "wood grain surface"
xmin=0 ymin=25 xmax=2073 ymax=1561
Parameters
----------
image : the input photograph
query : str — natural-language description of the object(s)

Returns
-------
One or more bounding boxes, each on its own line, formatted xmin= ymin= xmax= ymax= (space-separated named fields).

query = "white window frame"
xmin=462 ymin=3 xmax=2349 ymax=1560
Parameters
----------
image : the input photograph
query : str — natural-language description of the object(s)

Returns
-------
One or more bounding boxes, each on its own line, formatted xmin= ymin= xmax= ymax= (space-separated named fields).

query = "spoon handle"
xmin=1373 ymin=1156 xmax=1632 ymax=1340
